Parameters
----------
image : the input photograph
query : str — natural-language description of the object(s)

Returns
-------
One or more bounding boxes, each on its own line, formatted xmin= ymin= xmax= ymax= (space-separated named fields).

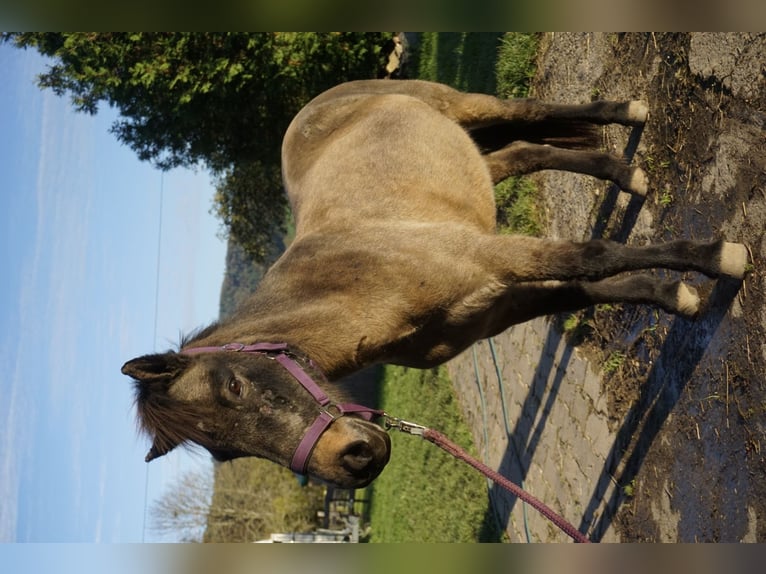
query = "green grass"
xmin=368 ymin=366 xmax=502 ymax=542
xmin=493 ymin=33 xmax=542 ymax=236
xmin=495 ymin=33 xmax=540 ymax=99
xmin=494 ymin=175 xmax=542 ymax=236
xmin=416 ymin=32 xmax=502 ymax=94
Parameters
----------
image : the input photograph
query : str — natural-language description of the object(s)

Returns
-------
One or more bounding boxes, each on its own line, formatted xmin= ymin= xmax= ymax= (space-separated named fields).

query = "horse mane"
xmin=178 ymin=322 xmax=221 ymax=349
xmin=133 ymin=377 xmax=214 ymax=458
xmin=131 ymin=324 xmax=223 ymax=459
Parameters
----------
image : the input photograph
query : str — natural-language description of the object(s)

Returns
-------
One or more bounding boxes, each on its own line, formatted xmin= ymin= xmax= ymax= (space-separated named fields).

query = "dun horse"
xmin=122 ymin=80 xmax=747 ymax=488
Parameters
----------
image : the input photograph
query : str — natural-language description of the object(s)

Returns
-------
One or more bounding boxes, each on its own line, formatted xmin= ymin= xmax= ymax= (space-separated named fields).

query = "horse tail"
xmin=468 ymin=120 xmax=601 ymax=153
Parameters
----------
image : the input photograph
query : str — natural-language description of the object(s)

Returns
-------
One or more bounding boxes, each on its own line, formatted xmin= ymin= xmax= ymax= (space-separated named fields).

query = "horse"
xmin=122 ymin=80 xmax=748 ymax=488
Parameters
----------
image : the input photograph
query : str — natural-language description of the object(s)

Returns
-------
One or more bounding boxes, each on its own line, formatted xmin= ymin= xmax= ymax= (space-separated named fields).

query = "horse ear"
xmin=121 ymin=353 xmax=189 ymax=382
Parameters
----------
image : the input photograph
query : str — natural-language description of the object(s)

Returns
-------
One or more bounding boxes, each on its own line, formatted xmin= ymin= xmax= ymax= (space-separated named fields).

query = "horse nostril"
xmin=341 ymin=441 xmax=373 ymax=472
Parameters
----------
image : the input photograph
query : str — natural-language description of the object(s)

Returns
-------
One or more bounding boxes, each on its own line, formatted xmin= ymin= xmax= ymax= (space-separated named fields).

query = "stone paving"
xmin=446 ymin=32 xmax=766 ymax=544
xmin=447 ymin=319 xmax=621 ymax=542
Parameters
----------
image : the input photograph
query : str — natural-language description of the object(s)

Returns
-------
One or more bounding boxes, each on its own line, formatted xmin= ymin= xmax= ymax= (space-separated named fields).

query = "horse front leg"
xmin=479 ymin=236 xmax=749 ymax=284
xmin=489 ymin=275 xmax=703 ymax=336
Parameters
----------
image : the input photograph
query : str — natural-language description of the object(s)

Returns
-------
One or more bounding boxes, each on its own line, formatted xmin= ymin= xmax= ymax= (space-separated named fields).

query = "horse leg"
xmin=489 ymin=275 xmax=701 ymax=335
xmin=394 ymin=80 xmax=648 ymax=128
xmin=477 ymin=236 xmax=749 ymax=283
xmin=314 ymin=80 xmax=647 ymax=128
xmin=484 ymin=141 xmax=648 ymax=195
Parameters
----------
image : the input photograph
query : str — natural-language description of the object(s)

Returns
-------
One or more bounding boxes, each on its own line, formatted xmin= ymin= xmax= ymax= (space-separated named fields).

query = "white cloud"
xmin=0 ymin=328 xmax=37 ymax=542
xmin=0 ymin=379 xmax=22 ymax=542
xmin=37 ymin=89 xmax=96 ymax=409
xmin=93 ymin=459 xmax=108 ymax=543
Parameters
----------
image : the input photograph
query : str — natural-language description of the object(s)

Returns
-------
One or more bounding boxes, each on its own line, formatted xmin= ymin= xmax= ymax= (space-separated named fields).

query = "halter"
xmin=180 ymin=342 xmax=383 ymax=475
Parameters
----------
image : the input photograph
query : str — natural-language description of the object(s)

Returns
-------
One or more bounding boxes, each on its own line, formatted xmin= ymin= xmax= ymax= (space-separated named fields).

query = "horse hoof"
xmin=676 ymin=282 xmax=700 ymax=317
xmin=627 ymin=101 xmax=649 ymax=125
xmin=719 ymin=242 xmax=749 ymax=279
xmin=628 ymin=167 xmax=648 ymax=196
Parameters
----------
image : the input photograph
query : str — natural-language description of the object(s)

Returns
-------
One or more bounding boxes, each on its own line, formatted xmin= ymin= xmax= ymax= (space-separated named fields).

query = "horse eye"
xmin=227 ymin=378 xmax=243 ymax=397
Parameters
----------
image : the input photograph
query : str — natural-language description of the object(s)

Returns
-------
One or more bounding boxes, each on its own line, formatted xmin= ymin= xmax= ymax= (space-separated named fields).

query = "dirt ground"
xmin=447 ymin=33 xmax=766 ymax=542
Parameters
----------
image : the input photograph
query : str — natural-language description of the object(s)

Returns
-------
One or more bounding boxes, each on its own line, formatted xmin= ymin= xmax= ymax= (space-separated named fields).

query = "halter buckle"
xmin=383 ymin=415 xmax=427 ymax=437
xmin=222 ymin=343 xmax=246 ymax=351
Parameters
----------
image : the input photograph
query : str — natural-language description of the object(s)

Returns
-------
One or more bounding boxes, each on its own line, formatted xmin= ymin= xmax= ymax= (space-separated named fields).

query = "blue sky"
xmin=0 ymin=44 xmax=226 ymax=543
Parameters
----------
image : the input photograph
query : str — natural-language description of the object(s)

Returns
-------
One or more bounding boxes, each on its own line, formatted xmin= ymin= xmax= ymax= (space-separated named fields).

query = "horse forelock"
xmin=133 ymin=375 xmax=215 ymax=457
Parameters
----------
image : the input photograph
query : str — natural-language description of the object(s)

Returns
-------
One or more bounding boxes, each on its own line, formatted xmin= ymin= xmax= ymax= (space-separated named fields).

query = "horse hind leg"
xmin=484 ymin=141 xmax=648 ymax=195
xmin=449 ymin=93 xmax=649 ymax=131
xmin=329 ymin=80 xmax=648 ymax=130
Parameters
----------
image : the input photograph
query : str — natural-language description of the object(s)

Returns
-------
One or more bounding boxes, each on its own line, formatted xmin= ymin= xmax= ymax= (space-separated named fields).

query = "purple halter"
xmin=180 ymin=342 xmax=383 ymax=475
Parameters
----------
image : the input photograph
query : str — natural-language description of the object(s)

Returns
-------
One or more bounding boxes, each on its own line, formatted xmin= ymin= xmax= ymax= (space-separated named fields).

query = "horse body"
xmin=122 ymin=80 xmax=748 ymax=488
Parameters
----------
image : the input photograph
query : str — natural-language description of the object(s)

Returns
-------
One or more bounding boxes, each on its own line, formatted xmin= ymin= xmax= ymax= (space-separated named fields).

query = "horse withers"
xmin=122 ymin=80 xmax=748 ymax=488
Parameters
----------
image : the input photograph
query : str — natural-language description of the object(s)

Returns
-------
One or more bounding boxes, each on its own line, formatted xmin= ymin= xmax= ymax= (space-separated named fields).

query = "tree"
xmin=3 ymin=32 xmax=390 ymax=260
xmin=150 ymin=461 xmax=324 ymax=542
xmin=212 ymin=160 xmax=288 ymax=264
xmin=4 ymin=32 xmax=389 ymax=171
xmin=149 ymin=468 xmax=216 ymax=542
xmin=203 ymin=458 xmax=326 ymax=542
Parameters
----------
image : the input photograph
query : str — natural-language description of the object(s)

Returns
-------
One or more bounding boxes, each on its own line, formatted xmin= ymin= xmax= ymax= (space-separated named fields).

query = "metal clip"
xmin=383 ymin=415 xmax=427 ymax=437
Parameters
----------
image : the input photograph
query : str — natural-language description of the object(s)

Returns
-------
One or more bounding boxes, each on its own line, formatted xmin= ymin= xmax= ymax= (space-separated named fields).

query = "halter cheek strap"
xmin=180 ymin=342 xmax=383 ymax=475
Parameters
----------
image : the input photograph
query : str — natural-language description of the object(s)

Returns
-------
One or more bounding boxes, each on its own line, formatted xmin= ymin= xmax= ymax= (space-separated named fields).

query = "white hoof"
xmin=719 ymin=242 xmax=749 ymax=279
xmin=676 ymin=283 xmax=700 ymax=317
xmin=628 ymin=167 xmax=648 ymax=196
xmin=627 ymin=101 xmax=649 ymax=125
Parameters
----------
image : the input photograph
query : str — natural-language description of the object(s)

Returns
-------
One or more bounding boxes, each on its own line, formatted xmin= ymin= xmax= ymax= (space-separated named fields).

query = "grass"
xmin=495 ymin=176 xmax=542 ymax=236
xmin=368 ymin=366 xmax=502 ymax=542
xmin=492 ymin=33 xmax=542 ymax=236
xmin=416 ymin=32 xmax=502 ymax=94
xmin=495 ymin=33 xmax=540 ymax=99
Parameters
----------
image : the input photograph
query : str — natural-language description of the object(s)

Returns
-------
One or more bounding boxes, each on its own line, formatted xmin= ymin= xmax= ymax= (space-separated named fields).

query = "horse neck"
xmin=182 ymin=287 xmax=363 ymax=380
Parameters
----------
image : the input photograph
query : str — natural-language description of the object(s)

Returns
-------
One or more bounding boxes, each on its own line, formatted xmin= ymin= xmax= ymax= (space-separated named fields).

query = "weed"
xmin=563 ymin=314 xmax=582 ymax=333
xmin=562 ymin=313 xmax=593 ymax=345
xmin=603 ymin=351 xmax=626 ymax=374
xmin=659 ymin=187 xmax=674 ymax=207
xmin=645 ymin=155 xmax=671 ymax=173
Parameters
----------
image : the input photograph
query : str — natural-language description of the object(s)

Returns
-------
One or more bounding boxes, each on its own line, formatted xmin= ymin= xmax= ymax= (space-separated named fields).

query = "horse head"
xmin=121 ymin=344 xmax=391 ymax=488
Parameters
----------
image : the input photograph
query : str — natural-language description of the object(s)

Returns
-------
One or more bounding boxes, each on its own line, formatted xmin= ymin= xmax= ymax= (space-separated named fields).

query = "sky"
xmin=0 ymin=44 xmax=227 ymax=544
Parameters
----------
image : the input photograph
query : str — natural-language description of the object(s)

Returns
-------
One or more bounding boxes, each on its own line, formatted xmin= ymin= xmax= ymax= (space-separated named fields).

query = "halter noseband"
xmin=180 ymin=342 xmax=382 ymax=475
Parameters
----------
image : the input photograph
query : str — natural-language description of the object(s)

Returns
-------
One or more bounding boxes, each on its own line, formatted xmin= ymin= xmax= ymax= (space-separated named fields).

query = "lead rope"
xmin=385 ymin=416 xmax=591 ymax=543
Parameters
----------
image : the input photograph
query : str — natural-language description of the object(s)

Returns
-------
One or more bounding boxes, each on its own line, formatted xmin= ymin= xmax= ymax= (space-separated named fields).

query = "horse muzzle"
xmin=309 ymin=417 xmax=391 ymax=488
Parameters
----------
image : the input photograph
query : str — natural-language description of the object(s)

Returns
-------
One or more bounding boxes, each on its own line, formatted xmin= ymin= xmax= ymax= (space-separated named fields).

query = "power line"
xmin=142 ymin=171 xmax=164 ymax=543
